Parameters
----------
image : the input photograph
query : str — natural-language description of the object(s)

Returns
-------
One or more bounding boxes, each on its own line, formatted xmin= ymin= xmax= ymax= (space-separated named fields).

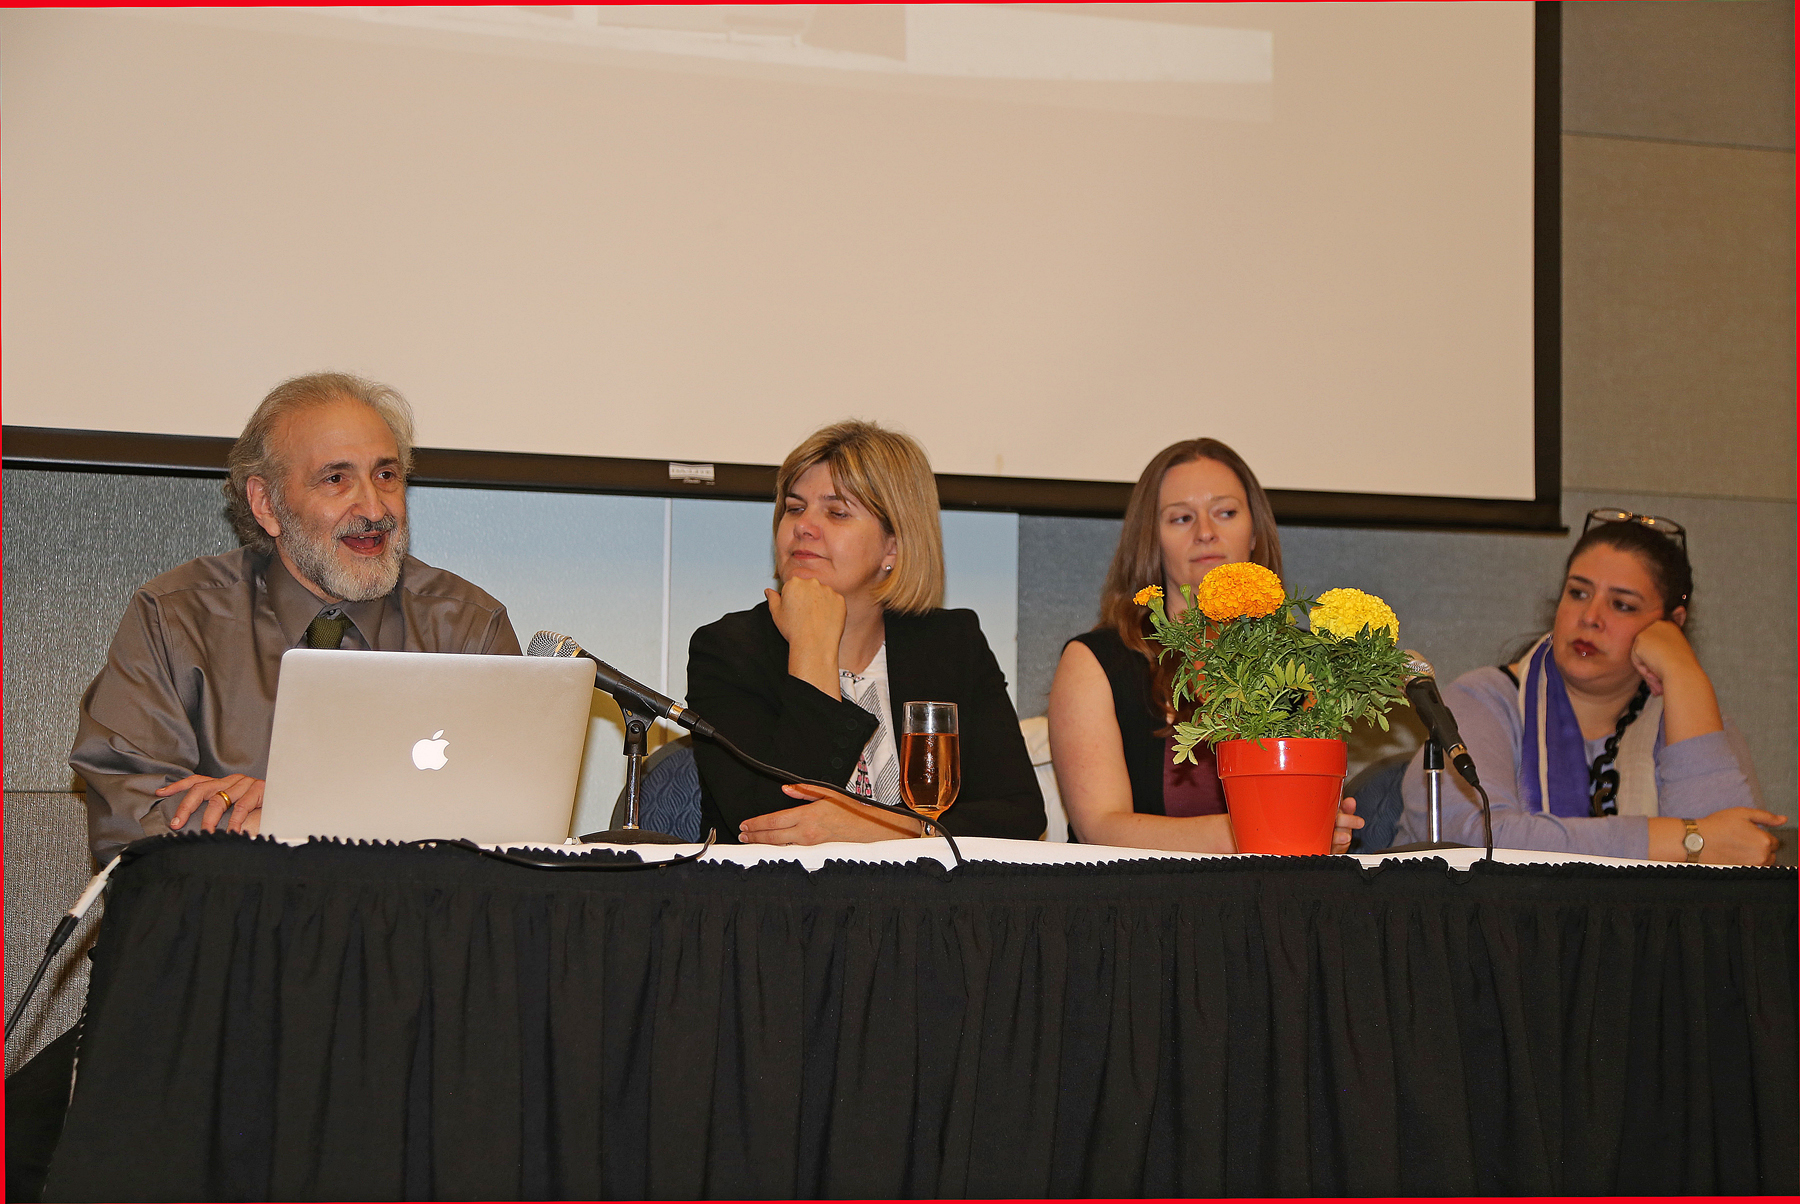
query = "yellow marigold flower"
xmin=1310 ymin=588 xmax=1400 ymax=640
xmin=1195 ymin=562 xmax=1285 ymax=622
xmin=1133 ymin=584 xmax=1163 ymax=606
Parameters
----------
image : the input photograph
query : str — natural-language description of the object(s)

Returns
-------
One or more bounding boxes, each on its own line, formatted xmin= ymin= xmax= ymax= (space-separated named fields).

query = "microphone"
xmin=527 ymin=630 xmax=717 ymax=740
xmin=527 ymin=631 xmax=968 ymax=864
xmin=1403 ymin=651 xmax=1480 ymax=788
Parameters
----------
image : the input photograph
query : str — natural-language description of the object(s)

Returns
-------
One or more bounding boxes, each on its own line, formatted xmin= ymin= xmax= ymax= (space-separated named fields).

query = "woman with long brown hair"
xmin=1047 ymin=438 xmax=1360 ymax=852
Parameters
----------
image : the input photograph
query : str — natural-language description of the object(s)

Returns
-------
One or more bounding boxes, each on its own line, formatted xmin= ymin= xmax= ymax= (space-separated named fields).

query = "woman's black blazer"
xmin=688 ymin=602 xmax=1046 ymax=843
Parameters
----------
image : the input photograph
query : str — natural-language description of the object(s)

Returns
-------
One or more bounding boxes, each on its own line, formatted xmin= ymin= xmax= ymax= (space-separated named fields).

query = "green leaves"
xmin=1147 ymin=588 xmax=1412 ymax=749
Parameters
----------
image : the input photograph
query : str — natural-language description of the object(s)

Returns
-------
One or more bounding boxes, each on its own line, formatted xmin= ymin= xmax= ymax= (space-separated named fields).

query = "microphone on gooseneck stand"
xmin=1402 ymin=653 xmax=1479 ymax=788
xmin=1384 ymin=651 xmax=1493 ymax=860
xmin=527 ymin=630 xmax=716 ymax=740
xmin=529 ymin=629 xmax=698 ymax=845
xmin=527 ymin=630 xmax=965 ymax=865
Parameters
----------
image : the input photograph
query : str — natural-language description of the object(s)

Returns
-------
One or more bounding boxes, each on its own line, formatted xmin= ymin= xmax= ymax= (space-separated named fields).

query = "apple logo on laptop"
xmin=411 ymin=730 xmax=449 ymax=771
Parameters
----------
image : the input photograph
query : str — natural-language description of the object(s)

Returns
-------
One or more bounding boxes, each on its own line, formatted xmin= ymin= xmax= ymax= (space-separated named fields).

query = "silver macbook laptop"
xmin=260 ymin=648 xmax=595 ymax=845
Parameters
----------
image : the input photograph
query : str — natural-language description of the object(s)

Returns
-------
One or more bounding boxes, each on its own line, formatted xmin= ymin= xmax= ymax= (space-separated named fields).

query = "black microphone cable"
xmin=1476 ymin=781 xmax=1494 ymax=862
xmin=5 ymin=853 xmax=122 ymax=1044
xmin=530 ymin=630 xmax=966 ymax=868
xmin=410 ymin=725 xmax=965 ymax=871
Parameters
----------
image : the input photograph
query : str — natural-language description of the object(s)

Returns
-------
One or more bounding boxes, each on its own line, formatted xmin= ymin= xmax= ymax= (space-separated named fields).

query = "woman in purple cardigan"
xmin=1396 ymin=511 xmax=1784 ymax=863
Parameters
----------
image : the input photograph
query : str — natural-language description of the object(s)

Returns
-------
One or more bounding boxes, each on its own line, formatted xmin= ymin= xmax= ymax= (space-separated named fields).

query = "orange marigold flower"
xmin=1133 ymin=584 xmax=1163 ymax=606
xmin=1195 ymin=562 xmax=1285 ymax=622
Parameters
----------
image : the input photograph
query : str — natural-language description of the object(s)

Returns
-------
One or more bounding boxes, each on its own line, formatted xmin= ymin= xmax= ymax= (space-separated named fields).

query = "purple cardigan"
xmin=1396 ymin=666 xmax=1762 ymax=859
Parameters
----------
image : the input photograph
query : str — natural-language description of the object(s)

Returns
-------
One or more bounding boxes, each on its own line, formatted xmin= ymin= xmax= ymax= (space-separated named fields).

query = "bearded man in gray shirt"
xmin=70 ymin=372 xmax=521 ymax=863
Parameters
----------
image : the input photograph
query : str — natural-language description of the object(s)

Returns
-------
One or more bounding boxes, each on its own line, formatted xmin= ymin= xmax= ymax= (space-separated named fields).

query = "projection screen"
xmin=0 ymin=4 xmax=1554 ymax=526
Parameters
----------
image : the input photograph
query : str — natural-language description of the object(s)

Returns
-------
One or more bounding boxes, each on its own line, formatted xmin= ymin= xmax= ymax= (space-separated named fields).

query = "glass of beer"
xmin=900 ymin=701 xmax=960 ymax=827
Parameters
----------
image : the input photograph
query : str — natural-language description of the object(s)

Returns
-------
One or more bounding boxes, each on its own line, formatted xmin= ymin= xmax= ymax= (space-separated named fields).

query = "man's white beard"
xmin=275 ymin=503 xmax=408 ymax=603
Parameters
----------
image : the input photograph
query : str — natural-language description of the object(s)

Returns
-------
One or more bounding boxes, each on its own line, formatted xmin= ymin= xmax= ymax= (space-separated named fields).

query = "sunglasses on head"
xmin=1582 ymin=508 xmax=1686 ymax=551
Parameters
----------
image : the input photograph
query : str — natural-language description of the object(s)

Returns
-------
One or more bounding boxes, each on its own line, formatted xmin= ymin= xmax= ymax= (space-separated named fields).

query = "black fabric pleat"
xmin=41 ymin=835 xmax=1798 ymax=1201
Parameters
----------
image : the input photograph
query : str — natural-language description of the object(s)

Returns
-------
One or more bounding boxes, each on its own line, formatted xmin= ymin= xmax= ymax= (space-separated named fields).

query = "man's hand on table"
xmin=737 ymin=782 xmax=926 ymax=845
xmin=161 ymin=773 xmax=266 ymax=836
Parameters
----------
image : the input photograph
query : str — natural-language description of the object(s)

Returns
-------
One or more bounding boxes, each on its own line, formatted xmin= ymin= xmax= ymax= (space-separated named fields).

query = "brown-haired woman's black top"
xmin=1067 ymin=629 xmax=1225 ymax=819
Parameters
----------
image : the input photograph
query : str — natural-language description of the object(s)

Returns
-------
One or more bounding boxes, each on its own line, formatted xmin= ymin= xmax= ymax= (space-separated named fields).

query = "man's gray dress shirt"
xmin=70 ymin=546 xmax=522 ymax=862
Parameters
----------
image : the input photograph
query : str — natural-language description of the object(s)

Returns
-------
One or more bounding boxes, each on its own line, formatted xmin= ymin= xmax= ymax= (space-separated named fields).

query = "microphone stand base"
xmin=579 ymin=827 xmax=688 ymax=845
xmin=1379 ymin=841 xmax=1472 ymax=853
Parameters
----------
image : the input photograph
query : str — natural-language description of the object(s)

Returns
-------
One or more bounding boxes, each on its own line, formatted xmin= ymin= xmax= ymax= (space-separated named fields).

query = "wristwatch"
xmin=1682 ymin=818 xmax=1705 ymax=863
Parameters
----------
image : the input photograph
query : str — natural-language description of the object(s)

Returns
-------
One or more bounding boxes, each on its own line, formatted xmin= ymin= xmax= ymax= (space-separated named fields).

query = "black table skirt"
xmin=43 ymin=835 xmax=1798 ymax=1200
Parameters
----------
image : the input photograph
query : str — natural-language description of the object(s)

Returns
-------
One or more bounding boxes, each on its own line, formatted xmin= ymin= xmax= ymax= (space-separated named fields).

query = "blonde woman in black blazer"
xmin=688 ymin=421 xmax=1044 ymax=845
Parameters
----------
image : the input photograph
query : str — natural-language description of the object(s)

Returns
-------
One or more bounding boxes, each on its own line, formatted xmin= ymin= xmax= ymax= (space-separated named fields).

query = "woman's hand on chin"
xmin=1629 ymin=619 xmax=1726 ymax=744
xmin=1628 ymin=619 xmax=1701 ymax=696
xmin=767 ymin=576 xmax=846 ymax=645
xmin=769 ymin=578 xmax=847 ymax=695
xmin=737 ymin=782 xmax=926 ymax=844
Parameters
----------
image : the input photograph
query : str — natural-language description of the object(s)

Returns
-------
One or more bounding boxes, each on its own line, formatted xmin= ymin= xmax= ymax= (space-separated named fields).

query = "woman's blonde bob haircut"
xmin=772 ymin=420 xmax=945 ymax=616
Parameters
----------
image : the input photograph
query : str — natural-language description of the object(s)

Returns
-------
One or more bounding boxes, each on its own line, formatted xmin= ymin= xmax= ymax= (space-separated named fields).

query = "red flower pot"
xmin=1215 ymin=738 xmax=1348 ymax=855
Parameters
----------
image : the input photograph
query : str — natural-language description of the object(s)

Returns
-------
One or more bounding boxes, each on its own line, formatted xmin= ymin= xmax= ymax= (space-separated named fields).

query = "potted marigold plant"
xmin=1137 ymin=563 xmax=1411 ymax=854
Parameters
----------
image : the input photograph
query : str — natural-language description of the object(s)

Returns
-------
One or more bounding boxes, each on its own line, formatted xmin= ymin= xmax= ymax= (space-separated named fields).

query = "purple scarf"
xmin=1519 ymin=637 xmax=1592 ymax=817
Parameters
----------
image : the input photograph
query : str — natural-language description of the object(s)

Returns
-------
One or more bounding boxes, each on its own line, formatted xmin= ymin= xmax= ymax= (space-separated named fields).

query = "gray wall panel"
xmin=3 ymin=470 xmax=236 ymax=792
xmin=1279 ymin=525 xmax=1565 ymax=684
xmin=1563 ymin=0 xmax=1794 ymax=150
xmin=1562 ymin=136 xmax=1794 ymax=501
xmin=1015 ymin=514 xmax=1120 ymax=720
xmin=3 ymin=792 xmax=101 ymax=1074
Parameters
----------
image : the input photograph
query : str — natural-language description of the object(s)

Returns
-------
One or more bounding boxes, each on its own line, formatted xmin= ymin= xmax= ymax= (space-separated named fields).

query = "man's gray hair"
xmin=223 ymin=372 xmax=416 ymax=552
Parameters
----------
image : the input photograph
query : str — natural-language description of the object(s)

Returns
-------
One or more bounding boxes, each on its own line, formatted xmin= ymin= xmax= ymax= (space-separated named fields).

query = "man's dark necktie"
xmin=306 ymin=609 xmax=351 ymax=650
